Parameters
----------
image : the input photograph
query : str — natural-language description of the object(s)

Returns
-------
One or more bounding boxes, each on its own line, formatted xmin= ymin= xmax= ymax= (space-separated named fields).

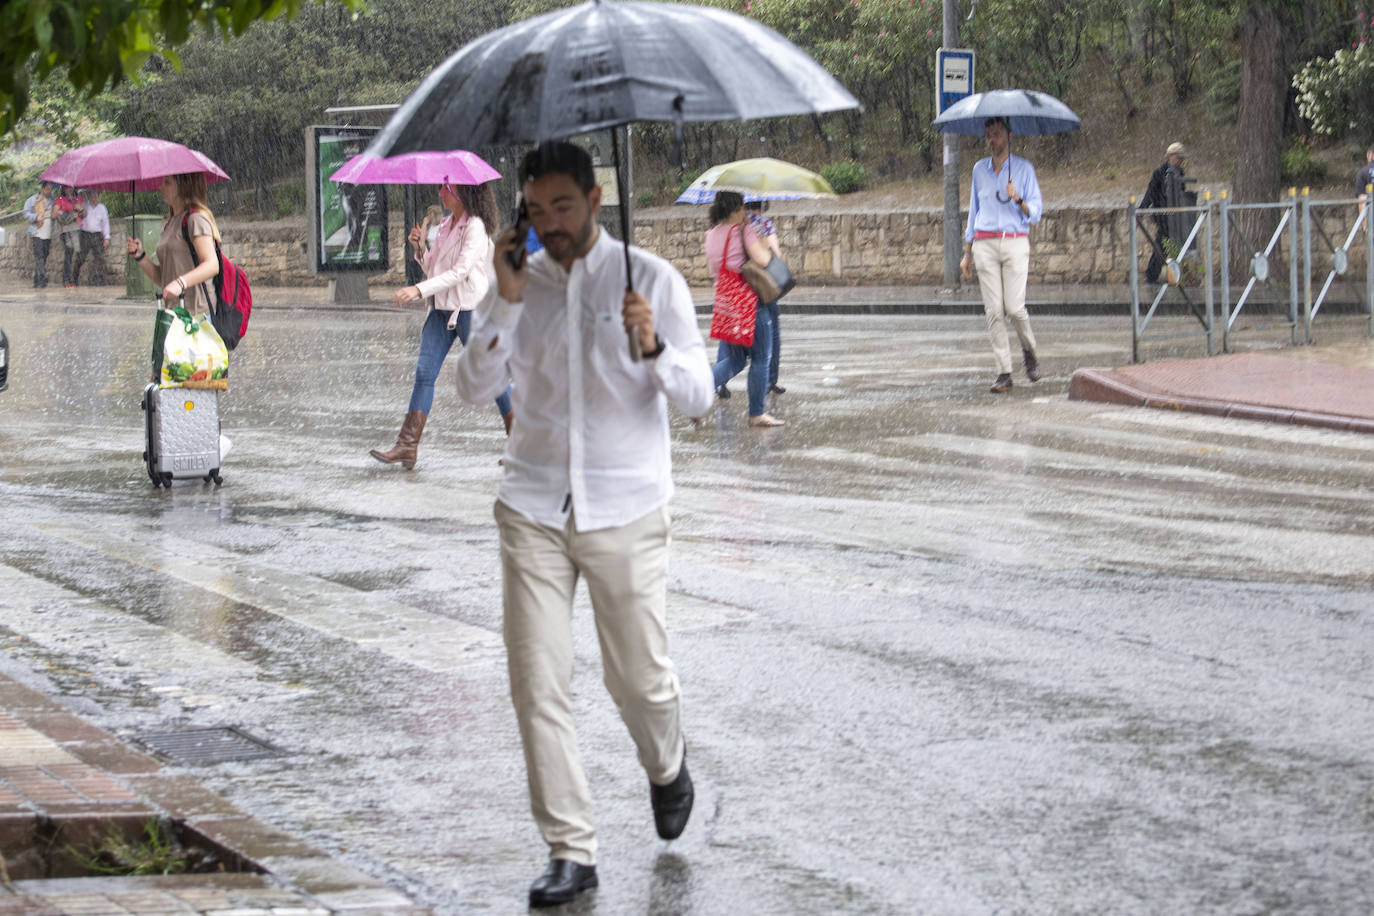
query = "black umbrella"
xmin=366 ymin=0 xmax=859 ymax=356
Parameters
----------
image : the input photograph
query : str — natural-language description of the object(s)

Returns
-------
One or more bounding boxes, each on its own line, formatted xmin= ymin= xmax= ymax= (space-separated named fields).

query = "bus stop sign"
xmin=937 ymin=48 xmax=975 ymax=114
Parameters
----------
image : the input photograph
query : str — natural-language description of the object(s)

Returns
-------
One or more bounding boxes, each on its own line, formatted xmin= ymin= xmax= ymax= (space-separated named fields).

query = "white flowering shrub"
xmin=1295 ymin=35 xmax=1374 ymax=138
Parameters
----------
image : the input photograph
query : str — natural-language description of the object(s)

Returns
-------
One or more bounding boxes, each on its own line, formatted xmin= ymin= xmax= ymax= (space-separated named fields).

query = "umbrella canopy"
xmin=932 ymin=90 xmax=1080 ymax=137
xmin=674 ymin=157 xmax=836 ymax=204
xmin=366 ymin=0 xmax=859 ymax=154
xmin=40 ymin=136 xmax=230 ymax=191
xmin=367 ymin=0 xmax=858 ymax=358
xmin=329 ymin=149 xmax=501 ymax=186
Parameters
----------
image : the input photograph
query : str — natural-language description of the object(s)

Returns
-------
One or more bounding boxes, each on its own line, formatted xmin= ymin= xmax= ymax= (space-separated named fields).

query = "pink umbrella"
xmin=329 ymin=149 xmax=500 ymax=186
xmin=40 ymin=136 xmax=230 ymax=191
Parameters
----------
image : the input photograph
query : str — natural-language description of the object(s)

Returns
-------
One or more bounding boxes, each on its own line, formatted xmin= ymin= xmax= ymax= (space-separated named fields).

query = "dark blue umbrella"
xmin=932 ymin=89 xmax=1080 ymax=137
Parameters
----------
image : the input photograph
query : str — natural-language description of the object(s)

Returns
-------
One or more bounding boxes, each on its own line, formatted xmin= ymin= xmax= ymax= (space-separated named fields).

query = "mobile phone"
xmin=507 ymin=198 xmax=530 ymax=270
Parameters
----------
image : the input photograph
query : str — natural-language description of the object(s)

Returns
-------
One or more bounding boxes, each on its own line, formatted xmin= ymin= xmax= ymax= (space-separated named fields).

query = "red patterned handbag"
xmin=709 ymin=225 xmax=758 ymax=346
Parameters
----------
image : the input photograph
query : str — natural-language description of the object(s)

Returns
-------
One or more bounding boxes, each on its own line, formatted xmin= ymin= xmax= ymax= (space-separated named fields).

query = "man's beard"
xmin=538 ymin=214 xmax=594 ymax=260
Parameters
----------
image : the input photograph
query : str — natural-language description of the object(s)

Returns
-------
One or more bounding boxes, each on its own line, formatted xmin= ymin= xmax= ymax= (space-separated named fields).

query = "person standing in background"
xmin=74 ymin=189 xmax=111 ymax=286
xmin=961 ymin=116 xmax=1043 ymax=394
xmin=52 ymin=186 xmax=82 ymax=288
xmin=23 ymin=181 xmax=54 ymax=288
xmin=1355 ymin=146 xmax=1374 ymax=201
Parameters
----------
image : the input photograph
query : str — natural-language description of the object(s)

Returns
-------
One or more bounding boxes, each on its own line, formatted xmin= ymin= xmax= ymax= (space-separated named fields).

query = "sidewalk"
xmin=0 ymin=672 xmax=431 ymax=915
xmin=1069 ymin=345 xmax=1374 ymax=434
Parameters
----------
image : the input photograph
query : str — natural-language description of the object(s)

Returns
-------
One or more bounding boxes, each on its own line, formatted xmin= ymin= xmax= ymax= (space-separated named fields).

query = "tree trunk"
xmin=1232 ymin=0 xmax=1288 ymax=271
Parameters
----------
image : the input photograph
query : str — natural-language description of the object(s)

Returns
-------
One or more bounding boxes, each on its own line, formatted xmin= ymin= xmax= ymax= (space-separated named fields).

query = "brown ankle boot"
xmin=369 ymin=411 xmax=427 ymax=468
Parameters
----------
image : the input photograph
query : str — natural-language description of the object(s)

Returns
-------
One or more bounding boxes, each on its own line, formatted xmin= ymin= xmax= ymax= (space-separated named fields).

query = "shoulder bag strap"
xmin=180 ymin=210 xmax=218 ymax=318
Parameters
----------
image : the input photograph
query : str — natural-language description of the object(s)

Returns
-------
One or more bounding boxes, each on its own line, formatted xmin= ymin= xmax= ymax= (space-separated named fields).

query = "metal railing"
xmin=1219 ymin=189 xmax=1300 ymax=352
xmin=1302 ymin=190 xmax=1374 ymax=343
xmin=1128 ymin=193 xmax=1215 ymax=363
xmin=1127 ymin=188 xmax=1374 ymax=362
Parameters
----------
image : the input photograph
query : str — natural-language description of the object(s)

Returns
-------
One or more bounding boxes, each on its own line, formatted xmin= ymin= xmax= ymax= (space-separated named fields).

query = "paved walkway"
xmin=0 ymin=673 xmax=431 ymax=915
xmin=1069 ymin=348 xmax=1374 ymax=434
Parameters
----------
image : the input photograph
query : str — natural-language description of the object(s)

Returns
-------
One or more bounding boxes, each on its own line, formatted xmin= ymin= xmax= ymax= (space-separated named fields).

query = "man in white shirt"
xmin=74 ymin=189 xmax=111 ymax=286
xmin=23 ymin=181 xmax=54 ymax=288
xmin=454 ymin=141 xmax=713 ymax=908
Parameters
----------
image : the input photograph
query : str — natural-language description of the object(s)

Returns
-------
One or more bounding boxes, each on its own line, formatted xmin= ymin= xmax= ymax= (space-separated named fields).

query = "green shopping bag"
xmin=151 ymin=307 xmax=174 ymax=381
xmin=159 ymin=304 xmax=229 ymax=390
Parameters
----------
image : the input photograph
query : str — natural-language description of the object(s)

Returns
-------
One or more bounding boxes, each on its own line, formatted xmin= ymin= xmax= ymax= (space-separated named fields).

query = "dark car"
xmin=0 ymin=327 xmax=8 ymax=392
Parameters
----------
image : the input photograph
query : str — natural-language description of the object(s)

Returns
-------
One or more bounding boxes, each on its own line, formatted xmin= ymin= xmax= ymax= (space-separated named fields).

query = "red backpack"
xmin=182 ymin=211 xmax=252 ymax=350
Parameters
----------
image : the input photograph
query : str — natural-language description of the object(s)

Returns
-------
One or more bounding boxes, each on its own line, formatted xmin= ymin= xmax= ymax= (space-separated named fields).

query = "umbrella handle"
xmin=612 ymin=129 xmax=642 ymax=362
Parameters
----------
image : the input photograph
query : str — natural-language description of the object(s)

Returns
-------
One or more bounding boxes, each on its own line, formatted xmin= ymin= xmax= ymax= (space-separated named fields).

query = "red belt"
xmin=973 ymin=231 xmax=1028 ymax=240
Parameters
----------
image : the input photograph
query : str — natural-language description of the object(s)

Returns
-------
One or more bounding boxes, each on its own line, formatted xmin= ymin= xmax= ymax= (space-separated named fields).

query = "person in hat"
xmin=22 ymin=181 xmax=54 ymax=288
xmin=960 ymin=116 xmax=1044 ymax=393
xmin=1141 ymin=141 xmax=1189 ymax=284
xmin=453 ymin=140 xmax=711 ymax=908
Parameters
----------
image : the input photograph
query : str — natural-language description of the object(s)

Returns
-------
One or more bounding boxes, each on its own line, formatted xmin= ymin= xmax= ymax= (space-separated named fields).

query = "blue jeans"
xmin=712 ymin=304 xmax=773 ymax=417
xmin=765 ymin=299 xmax=780 ymax=387
xmin=408 ymin=308 xmax=512 ymax=417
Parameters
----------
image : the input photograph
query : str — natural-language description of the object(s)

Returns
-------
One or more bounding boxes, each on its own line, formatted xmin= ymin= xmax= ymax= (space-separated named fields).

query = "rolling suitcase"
xmin=142 ymin=382 xmax=223 ymax=487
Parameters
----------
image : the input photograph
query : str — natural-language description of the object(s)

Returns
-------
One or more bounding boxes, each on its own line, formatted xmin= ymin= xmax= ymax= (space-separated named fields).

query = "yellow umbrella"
xmin=676 ymin=157 xmax=836 ymax=203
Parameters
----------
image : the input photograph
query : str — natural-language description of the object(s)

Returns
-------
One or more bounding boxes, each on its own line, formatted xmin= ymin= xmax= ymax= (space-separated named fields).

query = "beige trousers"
xmin=495 ymin=499 xmax=684 ymax=866
xmin=972 ymin=235 xmax=1037 ymax=375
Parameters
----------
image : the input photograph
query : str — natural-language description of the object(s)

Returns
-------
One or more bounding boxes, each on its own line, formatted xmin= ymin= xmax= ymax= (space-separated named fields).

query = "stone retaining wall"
xmin=2 ymin=204 xmax=1366 ymax=288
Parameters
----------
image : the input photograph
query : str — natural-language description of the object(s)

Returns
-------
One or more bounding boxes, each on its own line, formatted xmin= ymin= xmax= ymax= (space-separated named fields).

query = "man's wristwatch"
xmin=642 ymin=334 xmax=665 ymax=359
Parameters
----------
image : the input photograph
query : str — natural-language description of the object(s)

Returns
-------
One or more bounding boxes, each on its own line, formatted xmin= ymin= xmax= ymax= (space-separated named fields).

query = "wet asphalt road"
xmin=1 ymin=296 xmax=1372 ymax=915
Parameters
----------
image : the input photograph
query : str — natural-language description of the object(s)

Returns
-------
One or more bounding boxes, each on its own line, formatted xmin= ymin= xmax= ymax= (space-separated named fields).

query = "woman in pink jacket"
xmin=371 ymin=181 xmax=512 ymax=468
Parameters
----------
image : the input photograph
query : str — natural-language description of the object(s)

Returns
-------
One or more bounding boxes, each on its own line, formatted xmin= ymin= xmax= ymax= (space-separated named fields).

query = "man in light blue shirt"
xmin=961 ymin=116 xmax=1043 ymax=392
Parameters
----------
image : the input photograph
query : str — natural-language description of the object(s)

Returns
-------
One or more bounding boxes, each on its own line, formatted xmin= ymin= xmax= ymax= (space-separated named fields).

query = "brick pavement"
xmin=1068 ymin=348 xmax=1374 ymax=433
xmin=0 ymin=674 xmax=431 ymax=916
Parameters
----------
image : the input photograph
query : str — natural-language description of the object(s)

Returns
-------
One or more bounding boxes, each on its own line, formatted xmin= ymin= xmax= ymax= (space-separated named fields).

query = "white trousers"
xmin=972 ymin=235 xmax=1038 ymax=375
xmin=495 ymin=499 xmax=684 ymax=866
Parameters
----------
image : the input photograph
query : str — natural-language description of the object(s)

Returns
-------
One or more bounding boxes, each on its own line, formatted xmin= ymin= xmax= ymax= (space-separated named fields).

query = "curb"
xmin=1067 ymin=367 xmax=1374 ymax=434
xmin=0 ymin=673 xmax=432 ymax=915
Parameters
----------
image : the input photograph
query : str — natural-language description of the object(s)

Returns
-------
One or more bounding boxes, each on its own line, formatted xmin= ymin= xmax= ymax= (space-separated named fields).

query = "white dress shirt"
xmin=81 ymin=201 xmax=110 ymax=240
xmin=454 ymin=228 xmax=714 ymax=532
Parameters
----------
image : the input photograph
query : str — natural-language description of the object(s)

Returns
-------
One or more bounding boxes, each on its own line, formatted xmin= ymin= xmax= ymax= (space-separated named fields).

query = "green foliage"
xmin=740 ymin=0 xmax=940 ymax=147
xmin=820 ymin=159 xmax=866 ymax=194
xmin=110 ymin=0 xmax=511 ymax=216
xmin=0 ymin=0 xmax=365 ymax=136
xmin=1280 ymin=135 xmax=1327 ymax=184
xmin=1204 ymin=58 xmax=1243 ymax=126
xmin=273 ymin=178 xmax=306 ymax=217
xmin=1295 ymin=37 xmax=1374 ymax=140
xmin=66 ymin=819 xmax=189 ymax=877
xmin=971 ymin=0 xmax=1109 ymax=100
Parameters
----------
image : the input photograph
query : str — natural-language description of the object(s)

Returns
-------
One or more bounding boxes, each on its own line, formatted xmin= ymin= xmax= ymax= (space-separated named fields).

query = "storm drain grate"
xmin=135 ymin=726 xmax=285 ymax=765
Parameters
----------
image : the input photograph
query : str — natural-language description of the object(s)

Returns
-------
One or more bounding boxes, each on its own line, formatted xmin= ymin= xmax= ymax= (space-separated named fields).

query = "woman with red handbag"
xmin=706 ymin=191 xmax=783 ymax=428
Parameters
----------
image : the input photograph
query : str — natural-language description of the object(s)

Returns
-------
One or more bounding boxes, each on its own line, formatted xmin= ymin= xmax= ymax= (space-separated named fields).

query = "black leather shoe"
xmin=529 ymin=859 xmax=597 ymax=908
xmin=1023 ymin=348 xmax=1042 ymax=383
xmin=768 ymin=384 xmax=786 ymax=394
xmin=989 ymin=373 xmax=1013 ymax=393
xmin=716 ymin=384 xmax=731 ymax=399
xmin=650 ymin=751 xmax=694 ymax=840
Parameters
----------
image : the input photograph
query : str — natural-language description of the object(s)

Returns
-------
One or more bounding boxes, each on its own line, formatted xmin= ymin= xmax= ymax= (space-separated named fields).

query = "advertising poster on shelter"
xmin=314 ymin=127 xmax=387 ymax=272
